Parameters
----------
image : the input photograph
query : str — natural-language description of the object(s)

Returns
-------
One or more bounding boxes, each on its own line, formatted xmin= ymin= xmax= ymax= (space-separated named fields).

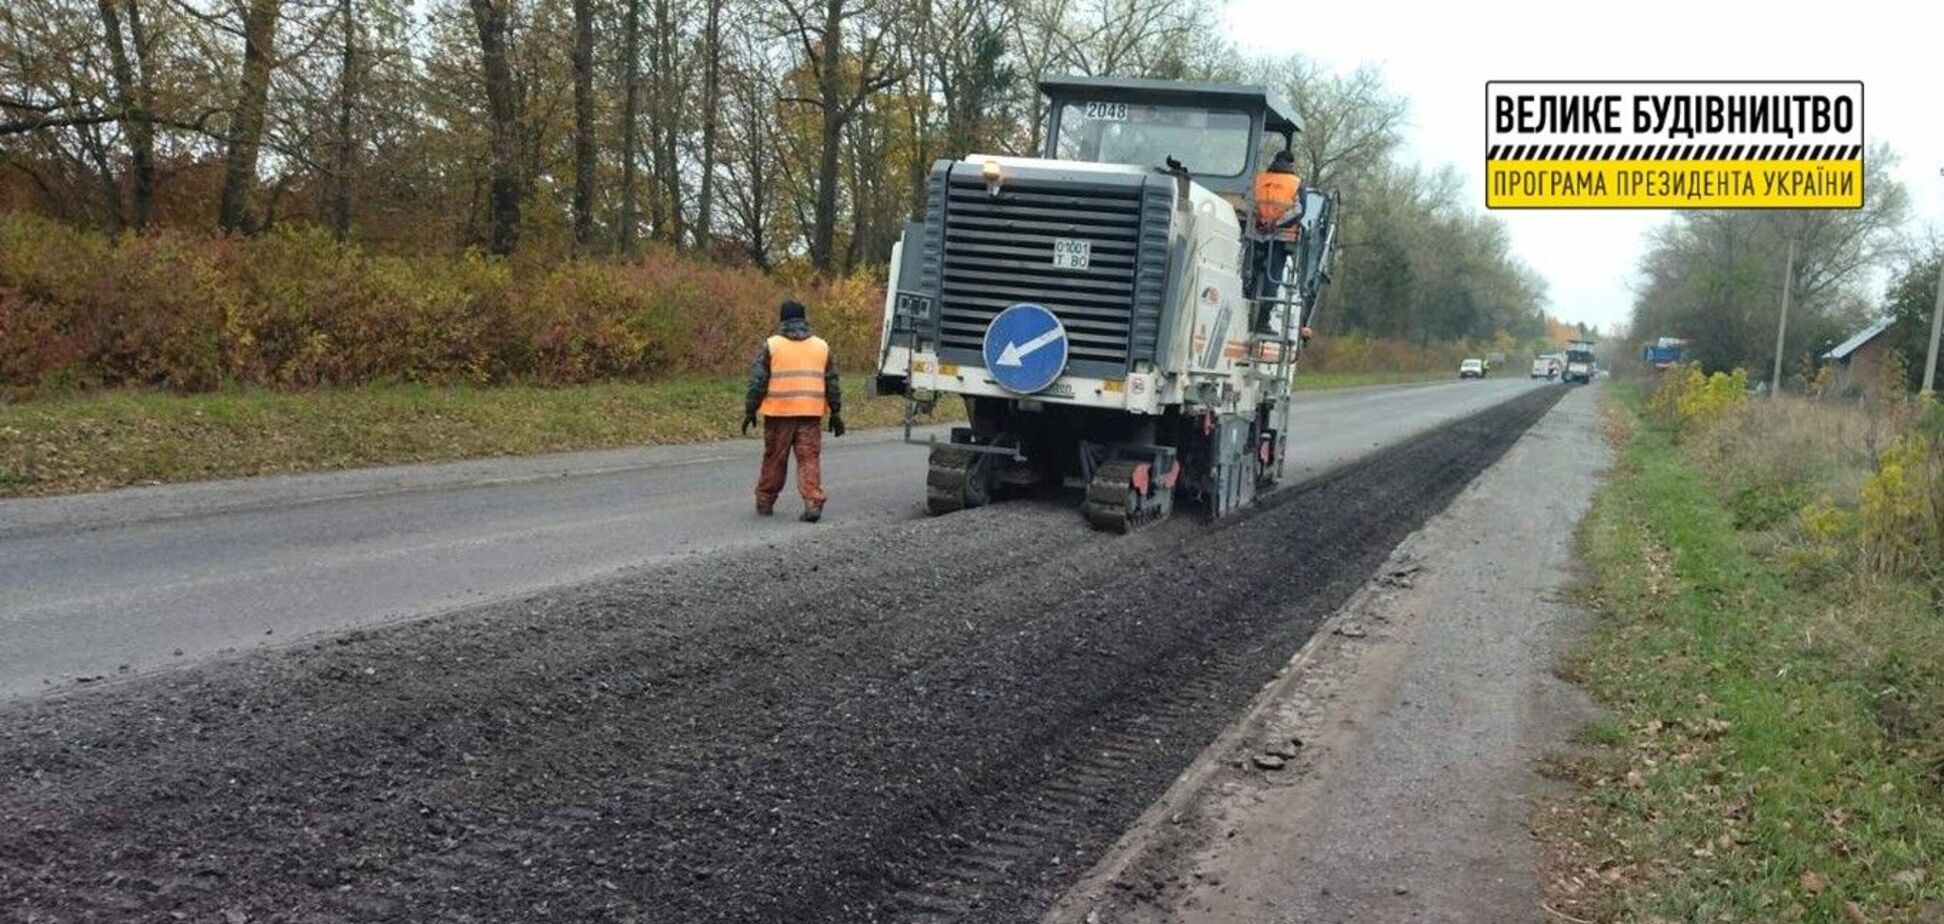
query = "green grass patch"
xmin=0 ymin=369 xmax=1451 ymax=498
xmin=0 ymin=380 xmax=943 ymax=497
xmin=1560 ymin=395 xmax=1943 ymax=921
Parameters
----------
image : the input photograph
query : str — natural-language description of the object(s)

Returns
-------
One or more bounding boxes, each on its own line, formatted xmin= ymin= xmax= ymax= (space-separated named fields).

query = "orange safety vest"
xmin=1254 ymin=170 xmax=1301 ymax=241
xmin=758 ymin=334 xmax=831 ymax=418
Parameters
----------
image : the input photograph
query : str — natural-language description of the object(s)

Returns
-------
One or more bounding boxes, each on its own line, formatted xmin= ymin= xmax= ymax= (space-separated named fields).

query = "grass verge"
xmin=0 ymin=369 xmax=1453 ymax=498
xmin=1290 ymin=370 xmax=1456 ymax=390
xmin=1545 ymin=388 xmax=1942 ymax=922
xmin=0 ymin=380 xmax=940 ymax=497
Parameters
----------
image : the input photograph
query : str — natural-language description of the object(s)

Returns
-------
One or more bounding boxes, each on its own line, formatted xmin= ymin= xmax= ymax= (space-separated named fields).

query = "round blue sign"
xmin=983 ymin=303 xmax=1070 ymax=394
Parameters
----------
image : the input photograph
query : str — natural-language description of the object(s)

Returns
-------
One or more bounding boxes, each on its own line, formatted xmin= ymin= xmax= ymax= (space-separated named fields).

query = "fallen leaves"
xmin=0 ymin=384 xmax=952 ymax=497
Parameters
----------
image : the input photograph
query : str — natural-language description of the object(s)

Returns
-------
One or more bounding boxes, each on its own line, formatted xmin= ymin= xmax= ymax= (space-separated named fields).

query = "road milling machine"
xmin=872 ymin=76 xmax=1340 ymax=532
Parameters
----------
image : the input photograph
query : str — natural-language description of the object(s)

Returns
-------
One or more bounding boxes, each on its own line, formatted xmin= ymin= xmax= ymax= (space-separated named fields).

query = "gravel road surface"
xmin=1 ymin=379 xmax=1541 ymax=700
xmin=0 ymin=385 xmax=1565 ymax=922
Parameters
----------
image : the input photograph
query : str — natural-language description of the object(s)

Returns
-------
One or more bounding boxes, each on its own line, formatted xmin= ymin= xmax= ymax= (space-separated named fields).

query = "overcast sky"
xmin=1222 ymin=0 xmax=1944 ymax=335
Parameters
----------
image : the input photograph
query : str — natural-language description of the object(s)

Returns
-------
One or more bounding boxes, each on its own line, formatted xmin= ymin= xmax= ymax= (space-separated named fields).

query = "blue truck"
xmin=1642 ymin=337 xmax=1686 ymax=369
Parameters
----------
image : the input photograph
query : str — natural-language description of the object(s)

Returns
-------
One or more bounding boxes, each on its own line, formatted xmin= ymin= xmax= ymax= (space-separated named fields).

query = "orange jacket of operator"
xmin=758 ymin=334 xmax=832 ymax=418
xmin=1254 ymin=170 xmax=1302 ymax=241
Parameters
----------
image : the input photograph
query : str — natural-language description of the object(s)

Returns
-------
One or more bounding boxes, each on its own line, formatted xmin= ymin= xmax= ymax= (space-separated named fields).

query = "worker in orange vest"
xmin=1251 ymin=150 xmax=1303 ymax=330
xmin=743 ymin=299 xmax=844 ymax=522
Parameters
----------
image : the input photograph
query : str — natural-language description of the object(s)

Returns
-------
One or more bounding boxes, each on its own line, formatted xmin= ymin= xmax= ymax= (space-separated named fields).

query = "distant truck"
xmin=1562 ymin=340 xmax=1597 ymax=385
xmin=1530 ymin=355 xmax=1560 ymax=379
xmin=1641 ymin=337 xmax=1686 ymax=369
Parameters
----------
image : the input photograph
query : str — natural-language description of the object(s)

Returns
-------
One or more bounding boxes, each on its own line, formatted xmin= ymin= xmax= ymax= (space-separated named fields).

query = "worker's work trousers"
xmin=1252 ymin=237 xmax=1292 ymax=330
xmin=1256 ymin=237 xmax=1291 ymax=297
xmin=757 ymin=416 xmax=826 ymax=508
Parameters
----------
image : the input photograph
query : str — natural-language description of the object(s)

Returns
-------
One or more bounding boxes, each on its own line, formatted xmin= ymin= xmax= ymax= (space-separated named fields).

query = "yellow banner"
xmin=1485 ymin=159 xmax=1862 ymax=209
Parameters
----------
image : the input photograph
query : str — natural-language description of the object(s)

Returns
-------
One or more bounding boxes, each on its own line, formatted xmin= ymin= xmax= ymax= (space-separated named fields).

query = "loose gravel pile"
xmin=0 ymin=387 xmax=1564 ymax=923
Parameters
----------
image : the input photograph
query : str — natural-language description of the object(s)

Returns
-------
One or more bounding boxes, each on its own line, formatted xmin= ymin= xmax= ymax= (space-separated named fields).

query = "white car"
xmin=1530 ymin=358 xmax=1558 ymax=379
xmin=1459 ymin=358 xmax=1486 ymax=380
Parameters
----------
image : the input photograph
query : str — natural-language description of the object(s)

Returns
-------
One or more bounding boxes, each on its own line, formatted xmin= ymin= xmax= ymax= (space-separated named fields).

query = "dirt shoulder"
xmin=1046 ymin=385 xmax=1610 ymax=924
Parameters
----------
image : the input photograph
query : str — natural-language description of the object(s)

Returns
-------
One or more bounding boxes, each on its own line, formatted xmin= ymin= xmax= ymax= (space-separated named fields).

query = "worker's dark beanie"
xmin=780 ymin=300 xmax=807 ymax=321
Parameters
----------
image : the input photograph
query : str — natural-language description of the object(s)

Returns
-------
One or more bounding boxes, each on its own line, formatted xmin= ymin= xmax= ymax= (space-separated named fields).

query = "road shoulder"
xmin=1046 ymin=385 xmax=1610 ymax=923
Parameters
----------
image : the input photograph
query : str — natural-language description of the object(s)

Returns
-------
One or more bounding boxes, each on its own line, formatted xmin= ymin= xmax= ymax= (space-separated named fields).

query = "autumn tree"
xmin=1628 ymin=149 xmax=1909 ymax=375
xmin=777 ymin=0 xmax=905 ymax=272
xmin=467 ymin=0 xmax=521 ymax=254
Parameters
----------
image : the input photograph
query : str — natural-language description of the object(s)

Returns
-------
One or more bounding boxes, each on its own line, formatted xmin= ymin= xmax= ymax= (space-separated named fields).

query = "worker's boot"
xmin=756 ymin=502 xmax=773 ymax=516
xmin=800 ymin=504 xmax=822 ymax=523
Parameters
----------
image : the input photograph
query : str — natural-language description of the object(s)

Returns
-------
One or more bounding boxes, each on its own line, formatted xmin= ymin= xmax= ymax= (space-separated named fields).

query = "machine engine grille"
xmin=936 ymin=169 xmax=1150 ymax=369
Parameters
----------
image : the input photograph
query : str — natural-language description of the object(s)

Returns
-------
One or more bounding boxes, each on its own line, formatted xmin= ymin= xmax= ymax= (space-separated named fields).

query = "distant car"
xmin=1530 ymin=358 xmax=1558 ymax=380
xmin=1459 ymin=358 xmax=1486 ymax=379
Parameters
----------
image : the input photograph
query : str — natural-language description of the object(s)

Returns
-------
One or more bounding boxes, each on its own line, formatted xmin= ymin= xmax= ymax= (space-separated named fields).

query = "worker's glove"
xmin=741 ymin=412 xmax=756 ymax=436
xmin=828 ymin=414 xmax=846 ymax=437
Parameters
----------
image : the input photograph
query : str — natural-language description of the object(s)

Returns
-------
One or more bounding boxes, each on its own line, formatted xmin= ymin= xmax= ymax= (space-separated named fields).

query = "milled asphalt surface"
xmin=0 ymin=378 xmax=1543 ymax=700
xmin=1044 ymin=385 xmax=1609 ymax=924
xmin=0 ymin=385 xmax=1567 ymax=923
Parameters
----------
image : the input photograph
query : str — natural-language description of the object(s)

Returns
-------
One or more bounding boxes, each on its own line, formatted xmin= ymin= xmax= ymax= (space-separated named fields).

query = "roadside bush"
xmin=1785 ymin=493 xmax=1856 ymax=586
xmin=1675 ymin=391 xmax=1940 ymax=584
xmin=1644 ymin=362 xmax=1749 ymax=440
xmin=1859 ymin=432 xmax=1940 ymax=579
xmin=1302 ymin=334 xmax=1472 ymax=375
xmin=0 ymin=217 xmax=236 ymax=391
xmin=0 ymin=212 xmax=884 ymax=396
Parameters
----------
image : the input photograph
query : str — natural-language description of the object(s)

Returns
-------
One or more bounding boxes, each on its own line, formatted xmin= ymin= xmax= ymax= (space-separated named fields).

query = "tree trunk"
xmin=642 ymin=0 xmax=665 ymax=239
xmin=331 ymin=0 xmax=357 ymax=240
xmin=79 ymin=124 xmax=124 ymax=234
xmin=95 ymin=0 xmax=155 ymax=229
xmin=122 ymin=0 xmax=157 ymax=228
xmin=739 ymin=72 xmax=770 ymax=268
xmin=469 ymin=0 xmax=521 ymax=255
xmin=570 ymin=0 xmax=595 ymax=249
xmin=902 ymin=0 xmax=931 ymax=218
xmin=811 ymin=102 xmax=842 ymax=271
xmin=694 ymin=0 xmax=720 ymax=250
xmin=617 ymin=0 xmax=641 ymax=254
xmin=650 ymin=0 xmax=680 ymax=245
xmin=218 ymin=0 xmax=282 ymax=233
xmin=808 ymin=0 xmax=844 ymax=272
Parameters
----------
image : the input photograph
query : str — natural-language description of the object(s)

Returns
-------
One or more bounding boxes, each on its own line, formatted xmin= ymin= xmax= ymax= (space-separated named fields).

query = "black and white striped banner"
xmin=1488 ymin=143 xmax=1865 ymax=161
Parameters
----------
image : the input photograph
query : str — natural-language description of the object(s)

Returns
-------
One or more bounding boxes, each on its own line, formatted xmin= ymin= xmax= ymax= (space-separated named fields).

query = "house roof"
xmin=1823 ymin=316 xmax=1896 ymax=360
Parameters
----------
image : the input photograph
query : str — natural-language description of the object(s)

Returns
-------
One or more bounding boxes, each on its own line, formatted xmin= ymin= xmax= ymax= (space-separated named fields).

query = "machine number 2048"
xmin=1083 ymin=101 xmax=1129 ymax=121
xmin=1052 ymin=238 xmax=1092 ymax=270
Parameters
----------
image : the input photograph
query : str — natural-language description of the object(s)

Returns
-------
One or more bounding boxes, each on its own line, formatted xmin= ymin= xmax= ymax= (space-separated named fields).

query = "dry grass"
xmin=1692 ymin=395 xmax=1917 ymax=512
xmin=1545 ymin=387 xmax=1944 ymax=923
xmin=0 ymin=380 xmax=945 ymax=497
xmin=1290 ymin=370 xmax=1451 ymax=390
xmin=0 ymin=364 xmax=1479 ymax=498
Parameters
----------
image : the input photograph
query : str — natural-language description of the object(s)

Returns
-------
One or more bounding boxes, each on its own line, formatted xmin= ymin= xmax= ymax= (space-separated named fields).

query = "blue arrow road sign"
xmin=983 ymin=303 xmax=1068 ymax=393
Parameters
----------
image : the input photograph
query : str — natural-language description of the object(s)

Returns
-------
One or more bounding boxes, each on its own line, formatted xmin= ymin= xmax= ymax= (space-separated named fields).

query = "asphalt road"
xmin=0 ymin=378 xmax=1546 ymax=700
xmin=0 ymin=384 xmax=1568 ymax=922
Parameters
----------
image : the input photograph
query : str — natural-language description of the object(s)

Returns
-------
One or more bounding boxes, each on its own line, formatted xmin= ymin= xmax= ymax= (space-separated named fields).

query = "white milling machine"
xmin=872 ymin=76 xmax=1339 ymax=532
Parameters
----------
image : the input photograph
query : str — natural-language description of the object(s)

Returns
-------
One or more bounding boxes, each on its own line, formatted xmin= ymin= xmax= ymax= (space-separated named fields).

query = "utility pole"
xmin=1925 ymin=169 xmax=1944 ymax=394
xmin=1925 ymin=252 xmax=1943 ymax=393
xmin=1772 ymin=237 xmax=1796 ymax=396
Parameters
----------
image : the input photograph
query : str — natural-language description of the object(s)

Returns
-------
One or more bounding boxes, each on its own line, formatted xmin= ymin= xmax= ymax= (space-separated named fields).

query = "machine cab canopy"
xmin=1038 ymin=75 xmax=1301 ymax=199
